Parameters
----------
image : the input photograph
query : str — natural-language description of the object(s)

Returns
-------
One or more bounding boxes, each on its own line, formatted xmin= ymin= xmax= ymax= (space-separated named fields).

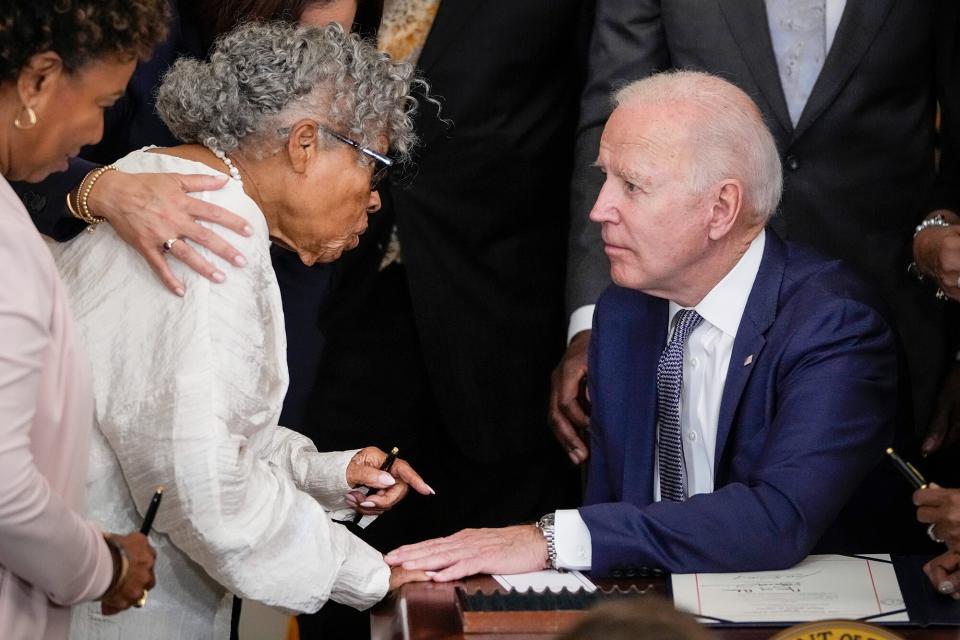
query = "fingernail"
xmin=360 ymin=501 xmax=376 ymax=508
xmin=243 ymin=225 xmax=254 ymax=237
xmin=939 ymin=581 xmax=955 ymax=594
xmin=212 ymin=271 xmax=226 ymax=283
xmin=923 ymin=438 xmax=935 ymax=455
xmin=344 ymin=494 xmax=358 ymax=503
xmin=425 ymin=571 xmax=437 ymax=578
xmin=233 ymin=255 xmax=247 ymax=267
xmin=175 ymin=287 xmax=185 ymax=297
xmin=426 ymin=484 xmax=436 ymax=495
xmin=953 ymin=592 xmax=960 ymax=600
xmin=378 ymin=472 xmax=396 ymax=486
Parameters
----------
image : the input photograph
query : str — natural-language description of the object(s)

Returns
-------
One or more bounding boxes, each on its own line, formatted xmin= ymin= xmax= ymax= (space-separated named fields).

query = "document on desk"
xmin=494 ymin=570 xmax=597 ymax=593
xmin=672 ymin=554 xmax=908 ymax=624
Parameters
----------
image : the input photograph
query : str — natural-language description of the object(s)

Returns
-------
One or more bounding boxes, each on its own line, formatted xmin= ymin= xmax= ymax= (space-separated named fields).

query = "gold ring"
xmin=135 ymin=590 xmax=148 ymax=608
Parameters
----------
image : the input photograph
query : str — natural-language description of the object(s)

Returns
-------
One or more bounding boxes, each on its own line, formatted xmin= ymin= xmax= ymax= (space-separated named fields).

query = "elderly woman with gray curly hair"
xmin=54 ymin=21 xmax=433 ymax=640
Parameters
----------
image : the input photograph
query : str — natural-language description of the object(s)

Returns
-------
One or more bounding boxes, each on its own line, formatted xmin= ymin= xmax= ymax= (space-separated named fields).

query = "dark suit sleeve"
xmin=11 ymin=157 xmax=98 ymax=241
xmin=579 ymin=297 xmax=897 ymax=575
xmin=930 ymin=0 xmax=960 ymax=214
xmin=584 ymin=304 xmax=616 ymax=504
xmin=566 ymin=0 xmax=670 ymax=314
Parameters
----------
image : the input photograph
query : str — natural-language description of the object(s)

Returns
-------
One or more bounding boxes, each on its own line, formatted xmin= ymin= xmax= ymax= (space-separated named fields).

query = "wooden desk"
xmin=370 ymin=576 xmax=960 ymax=640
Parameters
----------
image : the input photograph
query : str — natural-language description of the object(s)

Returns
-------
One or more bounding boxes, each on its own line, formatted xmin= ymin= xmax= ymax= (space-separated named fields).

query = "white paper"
xmin=494 ymin=570 xmax=597 ymax=593
xmin=672 ymin=554 xmax=908 ymax=624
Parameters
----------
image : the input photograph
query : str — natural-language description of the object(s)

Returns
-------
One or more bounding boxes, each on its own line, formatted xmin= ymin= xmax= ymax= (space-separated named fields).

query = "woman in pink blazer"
xmin=0 ymin=1 xmax=168 ymax=637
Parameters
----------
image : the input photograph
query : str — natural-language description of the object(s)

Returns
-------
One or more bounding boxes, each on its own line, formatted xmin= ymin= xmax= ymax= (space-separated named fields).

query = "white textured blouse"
xmin=53 ymin=149 xmax=389 ymax=640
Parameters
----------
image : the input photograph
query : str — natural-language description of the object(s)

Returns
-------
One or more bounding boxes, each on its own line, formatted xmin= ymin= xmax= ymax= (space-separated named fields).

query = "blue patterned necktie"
xmin=657 ymin=309 xmax=704 ymax=502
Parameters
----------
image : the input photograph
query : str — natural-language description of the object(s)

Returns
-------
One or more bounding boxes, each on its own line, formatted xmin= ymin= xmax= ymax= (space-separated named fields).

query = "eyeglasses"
xmin=317 ymin=124 xmax=394 ymax=190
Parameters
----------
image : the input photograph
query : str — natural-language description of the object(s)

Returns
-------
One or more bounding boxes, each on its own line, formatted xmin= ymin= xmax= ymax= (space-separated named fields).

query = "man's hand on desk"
xmin=923 ymin=550 xmax=960 ymax=599
xmin=345 ymin=447 xmax=435 ymax=516
xmin=384 ymin=525 xmax=548 ymax=582
xmin=549 ymin=330 xmax=591 ymax=464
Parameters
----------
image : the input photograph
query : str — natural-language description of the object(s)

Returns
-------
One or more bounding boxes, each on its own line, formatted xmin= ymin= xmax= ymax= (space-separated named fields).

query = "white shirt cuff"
xmin=327 ymin=523 xmax=390 ymax=610
xmin=555 ymin=509 xmax=592 ymax=571
xmin=568 ymin=305 xmax=595 ymax=344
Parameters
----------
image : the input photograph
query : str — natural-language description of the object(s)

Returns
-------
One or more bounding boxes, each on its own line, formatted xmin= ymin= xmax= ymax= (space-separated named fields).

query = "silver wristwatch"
xmin=537 ymin=512 xmax=558 ymax=570
xmin=914 ymin=213 xmax=951 ymax=238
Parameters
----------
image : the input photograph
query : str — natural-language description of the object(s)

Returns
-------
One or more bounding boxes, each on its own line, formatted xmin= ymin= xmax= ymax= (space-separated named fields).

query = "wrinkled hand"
xmin=384 ymin=525 xmax=549 ymax=582
xmin=388 ymin=566 xmax=432 ymax=591
xmin=345 ymin=447 xmax=434 ymax=515
xmin=922 ymin=362 xmax=960 ymax=455
xmin=912 ymin=209 xmax=960 ymax=301
xmin=100 ymin=532 xmax=156 ymax=615
xmin=88 ymin=170 xmax=252 ymax=296
xmin=923 ymin=550 xmax=960 ymax=598
xmin=915 ymin=483 xmax=960 ymax=550
xmin=548 ymin=330 xmax=591 ymax=464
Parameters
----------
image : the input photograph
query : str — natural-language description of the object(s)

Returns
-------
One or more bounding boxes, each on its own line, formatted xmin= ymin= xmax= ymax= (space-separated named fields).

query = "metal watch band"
xmin=537 ymin=512 xmax=558 ymax=570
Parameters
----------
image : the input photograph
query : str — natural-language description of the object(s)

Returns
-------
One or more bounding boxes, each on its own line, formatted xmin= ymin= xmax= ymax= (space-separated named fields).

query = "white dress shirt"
xmin=555 ymin=231 xmax=765 ymax=570
xmin=54 ymin=150 xmax=389 ymax=640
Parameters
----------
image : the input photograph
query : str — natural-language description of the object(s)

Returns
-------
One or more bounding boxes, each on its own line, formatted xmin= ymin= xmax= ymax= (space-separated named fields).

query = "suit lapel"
xmin=414 ymin=0 xmax=484 ymax=75
xmin=792 ymin=0 xmax=896 ymax=140
xmin=716 ymin=0 xmax=793 ymax=137
xmin=713 ymin=231 xmax=784 ymax=471
xmin=621 ymin=299 xmax=668 ymax=504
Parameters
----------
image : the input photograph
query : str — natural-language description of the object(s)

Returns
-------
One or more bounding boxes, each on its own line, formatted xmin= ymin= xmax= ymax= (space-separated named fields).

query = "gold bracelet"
xmin=73 ymin=165 xmax=117 ymax=229
xmin=102 ymin=534 xmax=129 ymax=596
xmin=65 ymin=190 xmax=81 ymax=219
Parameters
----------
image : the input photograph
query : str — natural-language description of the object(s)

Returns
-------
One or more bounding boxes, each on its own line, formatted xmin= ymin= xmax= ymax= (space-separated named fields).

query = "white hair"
xmin=614 ymin=70 xmax=783 ymax=222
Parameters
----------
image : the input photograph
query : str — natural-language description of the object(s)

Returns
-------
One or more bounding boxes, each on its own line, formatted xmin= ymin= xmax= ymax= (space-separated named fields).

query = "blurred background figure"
xmin=557 ymin=597 xmax=710 ymax=640
xmin=0 ymin=1 xmax=167 ymax=638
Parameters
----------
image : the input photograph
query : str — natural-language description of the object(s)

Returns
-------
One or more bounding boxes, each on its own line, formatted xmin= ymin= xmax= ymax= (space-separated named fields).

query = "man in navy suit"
xmin=384 ymin=70 xmax=898 ymax=577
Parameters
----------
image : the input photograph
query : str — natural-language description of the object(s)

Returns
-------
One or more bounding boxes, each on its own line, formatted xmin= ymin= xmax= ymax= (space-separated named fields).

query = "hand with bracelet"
xmin=99 ymin=532 xmax=156 ymax=615
xmin=69 ymin=165 xmax=254 ymax=297
xmin=912 ymin=209 xmax=960 ymax=301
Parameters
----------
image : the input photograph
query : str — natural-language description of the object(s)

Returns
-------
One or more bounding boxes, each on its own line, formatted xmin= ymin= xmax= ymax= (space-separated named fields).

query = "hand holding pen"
xmin=100 ymin=487 xmax=162 ymax=615
xmin=345 ymin=447 xmax=435 ymax=518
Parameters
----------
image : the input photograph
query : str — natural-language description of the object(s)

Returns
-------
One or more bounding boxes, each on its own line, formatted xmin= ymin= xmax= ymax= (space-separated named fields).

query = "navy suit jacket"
xmin=580 ymin=231 xmax=898 ymax=575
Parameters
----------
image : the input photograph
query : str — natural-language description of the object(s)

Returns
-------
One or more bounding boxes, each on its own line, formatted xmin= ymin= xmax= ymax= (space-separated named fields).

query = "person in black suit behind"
xmin=550 ymin=0 xmax=960 ymax=484
xmin=298 ymin=1 xmax=591 ymax=636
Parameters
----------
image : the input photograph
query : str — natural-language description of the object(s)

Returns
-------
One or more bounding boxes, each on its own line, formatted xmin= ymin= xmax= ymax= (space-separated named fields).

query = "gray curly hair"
xmin=156 ymin=21 xmax=420 ymax=164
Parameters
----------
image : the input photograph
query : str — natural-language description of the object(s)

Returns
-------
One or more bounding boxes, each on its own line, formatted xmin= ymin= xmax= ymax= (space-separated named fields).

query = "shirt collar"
xmin=668 ymin=229 xmax=766 ymax=339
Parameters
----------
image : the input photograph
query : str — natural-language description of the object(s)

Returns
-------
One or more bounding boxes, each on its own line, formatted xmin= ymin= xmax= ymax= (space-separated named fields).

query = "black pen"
xmin=140 ymin=487 xmax=164 ymax=535
xmin=352 ymin=447 xmax=399 ymax=524
xmin=885 ymin=448 xmax=928 ymax=490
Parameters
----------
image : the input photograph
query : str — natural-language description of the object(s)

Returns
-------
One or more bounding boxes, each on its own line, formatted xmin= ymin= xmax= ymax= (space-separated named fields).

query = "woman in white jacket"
xmin=56 ymin=22 xmax=432 ymax=639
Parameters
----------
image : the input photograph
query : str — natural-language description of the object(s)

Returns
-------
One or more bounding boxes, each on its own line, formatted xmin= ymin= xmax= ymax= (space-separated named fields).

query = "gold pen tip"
xmin=885 ymin=448 xmax=894 ymax=455
xmin=389 ymin=447 xmax=399 ymax=455
xmin=156 ymin=487 xmax=164 ymax=494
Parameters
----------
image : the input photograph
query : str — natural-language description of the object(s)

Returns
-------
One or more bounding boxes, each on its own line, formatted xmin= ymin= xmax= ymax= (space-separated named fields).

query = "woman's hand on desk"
xmin=388 ymin=566 xmax=431 ymax=591
xmin=923 ymin=550 xmax=960 ymax=598
xmin=345 ymin=447 xmax=435 ymax=515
